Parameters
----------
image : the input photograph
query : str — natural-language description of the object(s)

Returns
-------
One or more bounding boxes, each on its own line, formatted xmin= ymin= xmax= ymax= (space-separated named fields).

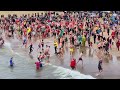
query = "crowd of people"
xmin=1 ymin=11 xmax=120 ymax=76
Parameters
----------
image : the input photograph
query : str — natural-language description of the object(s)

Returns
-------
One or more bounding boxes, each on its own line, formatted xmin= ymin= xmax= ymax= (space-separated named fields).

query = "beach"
xmin=0 ymin=11 xmax=120 ymax=79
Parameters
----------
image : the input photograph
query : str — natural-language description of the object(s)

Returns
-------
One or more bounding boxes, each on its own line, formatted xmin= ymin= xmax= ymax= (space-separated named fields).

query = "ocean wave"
xmin=4 ymin=42 xmax=95 ymax=79
xmin=47 ymin=63 xmax=95 ymax=79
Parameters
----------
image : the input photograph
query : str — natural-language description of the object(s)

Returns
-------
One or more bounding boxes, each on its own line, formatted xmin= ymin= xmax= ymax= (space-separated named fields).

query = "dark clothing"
xmin=88 ymin=37 xmax=90 ymax=47
xmin=72 ymin=37 xmax=74 ymax=45
xmin=10 ymin=59 xmax=14 ymax=67
xmin=58 ymin=38 xmax=60 ymax=44
xmin=29 ymin=45 xmax=33 ymax=54
xmin=65 ymin=37 xmax=68 ymax=42
xmin=105 ymin=42 xmax=109 ymax=52
xmin=98 ymin=60 xmax=102 ymax=71
xmin=116 ymin=41 xmax=120 ymax=51
xmin=62 ymin=41 xmax=64 ymax=47
xmin=79 ymin=57 xmax=82 ymax=61
xmin=109 ymin=39 xmax=112 ymax=44
xmin=71 ymin=66 xmax=75 ymax=70
xmin=54 ymin=46 xmax=57 ymax=53
xmin=98 ymin=35 xmax=100 ymax=41
xmin=41 ymin=41 xmax=44 ymax=48
xmin=107 ymin=28 xmax=110 ymax=36
xmin=103 ymin=37 xmax=106 ymax=41
xmin=93 ymin=34 xmax=96 ymax=44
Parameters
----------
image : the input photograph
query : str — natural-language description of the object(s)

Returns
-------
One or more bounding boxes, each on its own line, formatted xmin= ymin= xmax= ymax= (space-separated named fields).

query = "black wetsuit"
xmin=41 ymin=41 xmax=44 ymax=48
xmin=107 ymin=28 xmax=110 ymax=36
xmin=72 ymin=37 xmax=74 ymax=45
xmin=98 ymin=60 xmax=103 ymax=71
xmin=88 ymin=37 xmax=90 ymax=47
xmin=29 ymin=44 xmax=33 ymax=54
xmin=93 ymin=34 xmax=96 ymax=44
xmin=105 ymin=42 xmax=109 ymax=52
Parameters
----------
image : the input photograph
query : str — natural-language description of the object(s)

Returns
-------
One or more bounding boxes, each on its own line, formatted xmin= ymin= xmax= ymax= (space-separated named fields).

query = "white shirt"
xmin=32 ymin=31 xmax=35 ymax=35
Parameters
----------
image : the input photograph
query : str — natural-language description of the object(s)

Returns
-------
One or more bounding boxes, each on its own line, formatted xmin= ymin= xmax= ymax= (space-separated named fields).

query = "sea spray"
xmin=46 ymin=63 xmax=95 ymax=79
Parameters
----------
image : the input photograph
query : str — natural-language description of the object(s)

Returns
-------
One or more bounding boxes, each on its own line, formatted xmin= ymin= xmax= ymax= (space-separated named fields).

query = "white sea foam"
xmin=48 ymin=64 xmax=95 ymax=79
xmin=4 ymin=42 xmax=13 ymax=53
xmin=4 ymin=42 xmax=21 ymax=55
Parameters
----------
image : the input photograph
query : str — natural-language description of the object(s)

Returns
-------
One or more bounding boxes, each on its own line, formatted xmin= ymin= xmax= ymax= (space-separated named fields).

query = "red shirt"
xmin=48 ymin=20 xmax=50 ymax=23
xmin=37 ymin=25 xmax=41 ymax=29
xmin=111 ymin=31 xmax=115 ymax=36
xmin=35 ymin=62 xmax=40 ymax=68
xmin=46 ymin=29 xmax=49 ymax=33
xmin=65 ymin=21 xmax=69 ymax=26
xmin=70 ymin=59 xmax=76 ymax=67
xmin=80 ymin=24 xmax=83 ymax=29
xmin=23 ymin=29 xmax=27 ymax=36
xmin=116 ymin=40 xmax=120 ymax=46
xmin=72 ymin=20 xmax=75 ymax=26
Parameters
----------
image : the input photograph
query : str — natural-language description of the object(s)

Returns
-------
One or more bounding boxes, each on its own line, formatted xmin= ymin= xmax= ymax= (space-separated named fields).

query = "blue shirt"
xmin=10 ymin=59 xmax=13 ymax=66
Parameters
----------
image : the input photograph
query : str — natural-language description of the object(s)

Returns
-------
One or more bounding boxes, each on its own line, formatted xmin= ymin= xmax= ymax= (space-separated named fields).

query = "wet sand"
xmin=2 ymin=35 xmax=120 ymax=79
xmin=36 ymin=37 xmax=120 ymax=79
xmin=1 ymin=11 xmax=120 ymax=79
xmin=0 ymin=11 xmax=63 ymax=17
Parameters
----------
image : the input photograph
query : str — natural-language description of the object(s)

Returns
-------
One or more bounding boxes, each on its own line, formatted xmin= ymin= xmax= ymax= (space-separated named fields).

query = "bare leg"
xmin=82 ymin=60 xmax=83 ymax=67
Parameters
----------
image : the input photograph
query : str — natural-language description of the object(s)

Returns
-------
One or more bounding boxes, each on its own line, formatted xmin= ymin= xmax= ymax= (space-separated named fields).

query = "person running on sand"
xmin=54 ymin=40 xmax=58 ymax=54
xmin=96 ymin=58 xmax=103 ymax=76
xmin=37 ymin=40 xmax=41 ymax=51
xmin=29 ymin=43 xmax=34 ymax=54
xmin=41 ymin=39 xmax=44 ymax=49
xmin=22 ymin=36 xmax=27 ymax=48
xmin=64 ymin=36 xmax=68 ymax=47
xmin=37 ymin=52 xmax=45 ymax=62
xmin=56 ymin=48 xmax=62 ymax=57
xmin=69 ymin=44 xmax=74 ymax=56
xmin=116 ymin=39 xmax=120 ymax=51
xmin=44 ymin=45 xmax=50 ymax=55
xmin=77 ymin=51 xmax=83 ymax=67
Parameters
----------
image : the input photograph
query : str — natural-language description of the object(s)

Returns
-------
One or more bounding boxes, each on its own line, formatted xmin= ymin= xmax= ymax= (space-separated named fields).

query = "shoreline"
xmin=1 ymin=11 xmax=120 ymax=79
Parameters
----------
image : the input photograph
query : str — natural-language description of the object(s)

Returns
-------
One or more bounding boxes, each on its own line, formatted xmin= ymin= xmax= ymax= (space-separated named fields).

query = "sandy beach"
xmin=0 ymin=11 xmax=120 ymax=79
xmin=0 ymin=11 xmax=45 ymax=17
